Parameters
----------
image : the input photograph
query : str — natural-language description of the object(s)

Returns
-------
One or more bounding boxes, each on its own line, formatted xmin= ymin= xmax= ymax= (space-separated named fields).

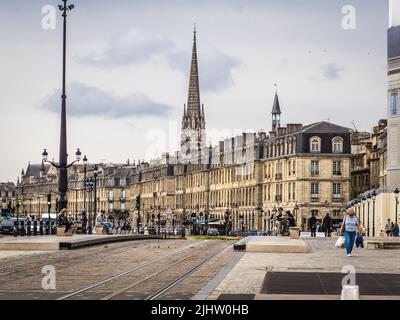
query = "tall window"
xmin=333 ymin=183 xmax=341 ymax=199
xmin=332 ymin=137 xmax=343 ymax=153
xmin=333 ymin=210 xmax=341 ymax=217
xmin=391 ymin=93 xmax=398 ymax=116
xmin=311 ymin=182 xmax=319 ymax=199
xmin=292 ymin=183 xmax=296 ymax=200
xmin=311 ymin=160 xmax=319 ymax=176
xmin=333 ymin=160 xmax=342 ymax=176
xmin=310 ymin=137 xmax=321 ymax=152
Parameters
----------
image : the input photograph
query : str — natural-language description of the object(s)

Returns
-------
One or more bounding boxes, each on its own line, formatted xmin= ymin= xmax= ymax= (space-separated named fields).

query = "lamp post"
xmin=47 ymin=193 xmax=52 ymax=235
xmin=367 ymin=194 xmax=371 ymax=237
xmin=42 ymin=1 xmax=76 ymax=213
xmin=394 ymin=188 xmax=399 ymax=224
xmin=16 ymin=202 xmax=20 ymax=236
xmin=362 ymin=197 xmax=366 ymax=228
xmin=86 ymin=178 xmax=94 ymax=234
xmin=83 ymin=155 xmax=88 ymax=212
xmin=258 ymin=208 xmax=264 ymax=233
xmin=93 ymin=164 xmax=98 ymax=230
xmin=372 ymin=190 xmax=377 ymax=237
xmin=271 ymin=206 xmax=277 ymax=234
xmin=42 ymin=147 xmax=82 ymax=213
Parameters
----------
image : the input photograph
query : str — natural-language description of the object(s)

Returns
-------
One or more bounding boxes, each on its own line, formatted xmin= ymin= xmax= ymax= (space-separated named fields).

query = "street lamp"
xmin=394 ymin=188 xmax=399 ymax=224
xmin=93 ymin=164 xmax=98 ymax=229
xmin=362 ymin=196 xmax=366 ymax=228
xmin=83 ymin=155 xmax=88 ymax=213
xmin=47 ymin=193 xmax=52 ymax=235
xmin=42 ymin=148 xmax=82 ymax=213
xmin=42 ymin=1 xmax=76 ymax=213
xmin=367 ymin=193 xmax=371 ymax=237
xmin=372 ymin=190 xmax=377 ymax=237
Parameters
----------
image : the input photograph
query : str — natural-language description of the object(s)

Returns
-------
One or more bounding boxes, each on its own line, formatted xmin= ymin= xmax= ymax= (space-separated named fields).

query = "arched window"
xmin=310 ymin=137 xmax=321 ymax=153
xmin=332 ymin=137 xmax=343 ymax=153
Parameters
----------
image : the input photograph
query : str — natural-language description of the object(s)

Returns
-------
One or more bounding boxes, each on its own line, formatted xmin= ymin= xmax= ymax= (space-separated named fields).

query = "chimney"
xmin=277 ymin=127 xmax=286 ymax=136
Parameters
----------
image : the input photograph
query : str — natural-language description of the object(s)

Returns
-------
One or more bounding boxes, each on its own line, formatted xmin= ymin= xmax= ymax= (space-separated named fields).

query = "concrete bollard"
xmin=341 ymin=285 xmax=359 ymax=300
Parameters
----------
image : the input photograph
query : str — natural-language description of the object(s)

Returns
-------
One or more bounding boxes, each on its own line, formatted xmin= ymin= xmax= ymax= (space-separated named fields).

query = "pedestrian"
xmin=308 ymin=212 xmax=317 ymax=237
xmin=385 ymin=219 xmax=392 ymax=237
xmin=286 ymin=211 xmax=296 ymax=227
xmin=322 ymin=213 xmax=333 ymax=237
xmin=390 ymin=222 xmax=395 ymax=237
xmin=393 ymin=223 xmax=399 ymax=237
xmin=341 ymin=209 xmax=361 ymax=257
xmin=81 ymin=210 xmax=87 ymax=234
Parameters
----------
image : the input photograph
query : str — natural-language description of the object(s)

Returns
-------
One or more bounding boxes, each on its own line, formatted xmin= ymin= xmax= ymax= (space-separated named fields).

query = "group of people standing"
xmin=385 ymin=218 xmax=399 ymax=237
xmin=308 ymin=212 xmax=334 ymax=237
xmin=57 ymin=209 xmax=131 ymax=235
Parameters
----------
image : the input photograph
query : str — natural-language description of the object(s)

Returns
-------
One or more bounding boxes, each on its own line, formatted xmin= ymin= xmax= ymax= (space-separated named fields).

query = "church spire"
xmin=186 ymin=26 xmax=201 ymax=119
xmin=271 ymin=85 xmax=282 ymax=131
xmin=181 ymin=26 xmax=206 ymax=159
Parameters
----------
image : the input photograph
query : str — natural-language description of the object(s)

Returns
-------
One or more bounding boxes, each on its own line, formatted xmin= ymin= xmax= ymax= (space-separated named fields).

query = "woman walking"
xmin=341 ymin=209 xmax=361 ymax=257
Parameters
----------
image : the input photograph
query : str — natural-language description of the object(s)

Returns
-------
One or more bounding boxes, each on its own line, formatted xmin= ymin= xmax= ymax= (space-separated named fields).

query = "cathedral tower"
xmin=181 ymin=27 xmax=206 ymax=159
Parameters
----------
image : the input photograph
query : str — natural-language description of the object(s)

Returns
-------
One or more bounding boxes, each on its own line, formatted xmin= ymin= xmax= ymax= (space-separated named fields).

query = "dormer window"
xmin=332 ymin=137 xmax=343 ymax=153
xmin=310 ymin=137 xmax=321 ymax=153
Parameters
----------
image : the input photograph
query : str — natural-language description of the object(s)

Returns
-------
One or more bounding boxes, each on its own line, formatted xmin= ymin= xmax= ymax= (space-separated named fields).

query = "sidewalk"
xmin=206 ymin=237 xmax=400 ymax=300
xmin=0 ymin=234 xmax=163 ymax=251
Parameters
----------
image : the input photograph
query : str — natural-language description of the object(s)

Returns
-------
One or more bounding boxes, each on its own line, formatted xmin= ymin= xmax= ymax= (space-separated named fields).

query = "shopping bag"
xmin=356 ymin=234 xmax=364 ymax=248
xmin=335 ymin=236 xmax=345 ymax=248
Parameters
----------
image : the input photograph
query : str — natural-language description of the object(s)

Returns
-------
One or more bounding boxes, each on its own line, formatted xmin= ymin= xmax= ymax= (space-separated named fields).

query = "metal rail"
xmin=146 ymin=242 xmax=233 ymax=300
xmin=101 ymin=242 xmax=233 ymax=300
xmin=57 ymin=242 xmax=204 ymax=300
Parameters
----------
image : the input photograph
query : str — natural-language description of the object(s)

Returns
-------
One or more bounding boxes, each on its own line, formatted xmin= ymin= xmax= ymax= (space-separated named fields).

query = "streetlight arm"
xmin=66 ymin=159 xmax=80 ymax=169
xmin=44 ymin=159 xmax=61 ymax=169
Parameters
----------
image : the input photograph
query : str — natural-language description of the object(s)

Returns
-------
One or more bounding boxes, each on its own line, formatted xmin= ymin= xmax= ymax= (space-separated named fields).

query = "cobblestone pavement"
xmin=208 ymin=238 xmax=400 ymax=300
xmin=0 ymin=239 xmax=238 ymax=300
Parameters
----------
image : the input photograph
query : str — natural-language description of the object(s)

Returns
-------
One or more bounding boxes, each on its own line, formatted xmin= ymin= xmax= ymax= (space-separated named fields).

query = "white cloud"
xmin=40 ymin=82 xmax=172 ymax=118
xmin=76 ymin=28 xmax=241 ymax=92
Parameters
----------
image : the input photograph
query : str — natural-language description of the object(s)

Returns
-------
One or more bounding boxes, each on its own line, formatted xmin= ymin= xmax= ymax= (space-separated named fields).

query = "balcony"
xmin=333 ymin=171 xmax=342 ymax=176
xmin=311 ymin=171 xmax=319 ymax=177
xmin=311 ymin=195 xmax=319 ymax=202
xmin=108 ymin=197 xmax=114 ymax=202
xmin=275 ymin=173 xmax=283 ymax=180
xmin=119 ymin=197 xmax=126 ymax=203
xmin=332 ymin=195 xmax=342 ymax=202
xmin=275 ymin=195 xmax=282 ymax=202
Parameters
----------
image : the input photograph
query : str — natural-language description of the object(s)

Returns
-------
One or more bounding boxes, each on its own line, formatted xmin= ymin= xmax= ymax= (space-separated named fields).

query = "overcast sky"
xmin=0 ymin=0 xmax=389 ymax=182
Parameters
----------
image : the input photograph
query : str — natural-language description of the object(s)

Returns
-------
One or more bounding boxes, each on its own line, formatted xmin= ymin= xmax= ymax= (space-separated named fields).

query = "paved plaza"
xmin=0 ymin=236 xmax=399 ymax=300
xmin=207 ymin=238 xmax=400 ymax=300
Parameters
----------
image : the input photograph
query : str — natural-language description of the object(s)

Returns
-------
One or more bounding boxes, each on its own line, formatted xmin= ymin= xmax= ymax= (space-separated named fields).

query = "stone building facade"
xmin=14 ymin=29 xmax=352 ymax=231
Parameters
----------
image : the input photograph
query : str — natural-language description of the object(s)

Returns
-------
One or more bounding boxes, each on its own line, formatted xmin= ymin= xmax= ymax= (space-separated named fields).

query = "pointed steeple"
xmin=271 ymin=85 xmax=282 ymax=131
xmin=187 ymin=26 xmax=201 ymax=119
xmin=272 ymin=92 xmax=281 ymax=115
xmin=180 ymin=26 xmax=206 ymax=159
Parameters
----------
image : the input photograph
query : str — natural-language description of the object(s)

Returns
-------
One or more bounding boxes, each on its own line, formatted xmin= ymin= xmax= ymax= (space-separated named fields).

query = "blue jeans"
xmin=344 ymin=230 xmax=357 ymax=255
xmin=102 ymin=222 xmax=111 ymax=234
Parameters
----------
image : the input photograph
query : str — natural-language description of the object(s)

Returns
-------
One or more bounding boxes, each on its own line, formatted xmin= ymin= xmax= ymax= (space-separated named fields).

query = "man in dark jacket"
xmin=322 ymin=213 xmax=333 ymax=237
xmin=308 ymin=213 xmax=317 ymax=237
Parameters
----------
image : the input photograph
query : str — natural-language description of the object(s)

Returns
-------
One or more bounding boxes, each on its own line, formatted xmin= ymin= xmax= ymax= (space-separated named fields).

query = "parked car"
xmin=0 ymin=216 xmax=17 ymax=234
xmin=207 ymin=228 xmax=220 ymax=236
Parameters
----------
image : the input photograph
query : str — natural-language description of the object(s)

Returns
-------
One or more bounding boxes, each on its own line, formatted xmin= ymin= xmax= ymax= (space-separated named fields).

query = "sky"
xmin=0 ymin=0 xmax=390 ymax=182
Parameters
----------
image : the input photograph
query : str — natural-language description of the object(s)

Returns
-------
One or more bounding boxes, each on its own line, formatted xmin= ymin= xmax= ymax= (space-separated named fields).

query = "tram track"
xmin=57 ymin=240 xmax=235 ymax=300
xmin=0 ymin=239 xmax=187 ymax=287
